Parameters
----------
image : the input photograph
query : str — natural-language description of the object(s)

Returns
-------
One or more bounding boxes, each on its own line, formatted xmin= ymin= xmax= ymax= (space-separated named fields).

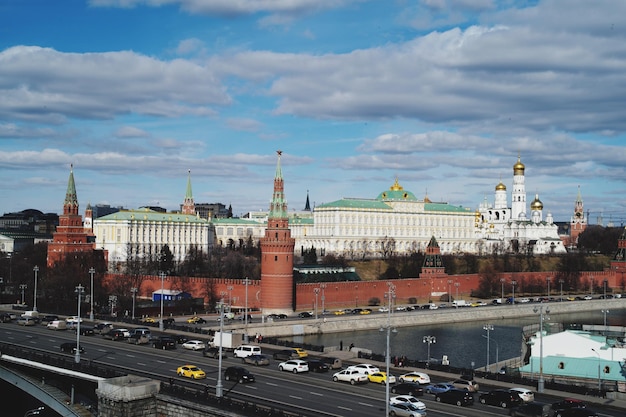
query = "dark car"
xmin=390 ymin=382 xmax=424 ymax=397
xmin=509 ymin=402 xmax=551 ymax=417
xmin=0 ymin=312 xmax=13 ymax=322
xmin=243 ymin=354 xmax=270 ymax=366
xmin=77 ymin=325 xmax=94 ymax=336
xmin=298 ymin=311 xmax=313 ymax=318
xmin=41 ymin=314 xmax=59 ymax=324
xmin=267 ymin=313 xmax=287 ymax=320
xmin=553 ymin=409 xmax=598 ymax=417
xmin=224 ymin=366 xmax=255 ymax=383
xmin=479 ymin=389 xmax=522 ymax=408
xmin=551 ymin=398 xmax=587 ymax=415
xmin=435 ymin=389 xmax=474 ymax=406
xmin=102 ymin=329 xmax=126 ymax=341
xmin=273 ymin=349 xmax=299 ymax=361
xmin=93 ymin=322 xmax=113 ymax=334
xmin=203 ymin=346 xmax=227 ymax=359
xmin=173 ymin=334 xmax=189 ymax=344
xmin=152 ymin=336 xmax=176 ymax=350
xmin=60 ymin=342 xmax=84 ymax=354
xmin=306 ymin=359 xmax=330 ymax=373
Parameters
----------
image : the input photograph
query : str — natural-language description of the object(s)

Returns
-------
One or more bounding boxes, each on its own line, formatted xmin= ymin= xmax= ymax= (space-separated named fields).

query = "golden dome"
xmin=513 ymin=156 xmax=525 ymax=175
xmin=530 ymin=194 xmax=543 ymax=210
xmin=495 ymin=181 xmax=506 ymax=191
xmin=390 ymin=177 xmax=403 ymax=191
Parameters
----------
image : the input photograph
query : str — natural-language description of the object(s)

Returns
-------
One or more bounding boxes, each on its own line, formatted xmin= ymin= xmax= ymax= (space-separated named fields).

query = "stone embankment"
xmin=217 ymin=298 xmax=626 ymax=337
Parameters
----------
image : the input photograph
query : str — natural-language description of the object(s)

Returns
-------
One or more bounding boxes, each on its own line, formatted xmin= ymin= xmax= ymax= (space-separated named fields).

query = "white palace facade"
xmin=92 ymin=157 xmax=567 ymax=268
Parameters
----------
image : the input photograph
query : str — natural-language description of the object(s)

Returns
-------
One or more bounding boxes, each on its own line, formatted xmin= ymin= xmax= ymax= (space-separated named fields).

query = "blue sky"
xmin=1 ymin=0 xmax=625 ymax=224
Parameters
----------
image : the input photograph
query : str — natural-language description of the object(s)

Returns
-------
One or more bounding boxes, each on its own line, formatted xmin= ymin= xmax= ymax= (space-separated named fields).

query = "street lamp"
xmin=500 ymin=278 xmax=505 ymax=303
xmin=559 ymin=279 xmax=564 ymax=302
xmin=511 ymin=280 xmax=517 ymax=304
xmin=533 ymin=303 xmax=550 ymax=393
xmin=602 ymin=309 xmax=609 ymax=334
xmin=227 ymin=285 xmax=234 ymax=312
xmin=320 ymin=283 xmax=326 ymax=315
xmin=590 ymin=275 xmax=594 ymax=296
xmin=159 ymin=272 xmax=165 ymax=331
xmin=216 ymin=299 xmax=225 ymax=398
xmin=131 ymin=288 xmax=138 ymax=320
xmin=244 ymin=277 xmax=250 ymax=342
xmin=546 ymin=277 xmax=551 ymax=298
xmin=75 ymin=284 xmax=85 ymax=364
xmin=89 ymin=267 xmax=95 ymax=320
xmin=423 ymin=335 xmax=436 ymax=364
xmin=19 ymin=284 xmax=27 ymax=304
xmin=591 ymin=348 xmax=602 ymax=393
xmin=483 ymin=324 xmax=494 ymax=373
xmin=314 ymin=288 xmax=320 ymax=320
xmin=380 ymin=283 xmax=396 ymax=417
xmin=455 ymin=282 xmax=460 ymax=301
xmin=32 ymin=266 xmax=39 ymax=311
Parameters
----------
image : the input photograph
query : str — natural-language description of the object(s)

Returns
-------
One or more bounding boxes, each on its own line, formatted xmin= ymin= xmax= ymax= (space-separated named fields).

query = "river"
xmin=288 ymin=308 xmax=626 ymax=370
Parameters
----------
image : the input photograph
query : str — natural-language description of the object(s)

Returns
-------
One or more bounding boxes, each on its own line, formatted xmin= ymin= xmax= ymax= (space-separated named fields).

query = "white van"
xmin=47 ymin=320 xmax=67 ymax=330
xmin=233 ymin=345 xmax=261 ymax=358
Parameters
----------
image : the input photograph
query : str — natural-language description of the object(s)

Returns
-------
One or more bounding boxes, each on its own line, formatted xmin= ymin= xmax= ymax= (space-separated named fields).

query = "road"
xmin=0 ymin=321 xmax=622 ymax=417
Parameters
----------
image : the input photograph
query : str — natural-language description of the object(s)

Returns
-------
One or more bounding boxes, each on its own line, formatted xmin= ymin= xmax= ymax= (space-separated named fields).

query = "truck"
xmin=210 ymin=331 xmax=245 ymax=350
xmin=452 ymin=300 xmax=469 ymax=308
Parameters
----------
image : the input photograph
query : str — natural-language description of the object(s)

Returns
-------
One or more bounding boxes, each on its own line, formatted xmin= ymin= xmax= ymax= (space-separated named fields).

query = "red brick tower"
xmin=569 ymin=186 xmax=587 ymax=248
xmin=47 ymin=165 xmax=95 ymax=267
xmin=421 ymin=236 xmax=447 ymax=278
xmin=181 ymin=169 xmax=196 ymax=215
xmin=260 ymin=151 xmax=296 ymax=314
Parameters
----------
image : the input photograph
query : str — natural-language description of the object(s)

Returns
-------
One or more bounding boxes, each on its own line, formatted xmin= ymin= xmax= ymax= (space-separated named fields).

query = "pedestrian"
xmin=349 ymin=343 xmax=354 ymax=351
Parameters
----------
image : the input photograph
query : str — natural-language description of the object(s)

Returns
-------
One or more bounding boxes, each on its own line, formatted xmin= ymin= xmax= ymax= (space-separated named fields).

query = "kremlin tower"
xmin=260 ymin=151 xmax=296 ymax=314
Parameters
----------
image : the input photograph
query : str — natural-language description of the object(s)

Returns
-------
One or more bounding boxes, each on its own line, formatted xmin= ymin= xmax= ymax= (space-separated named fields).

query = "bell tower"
xmin=260 ymin=151 xmax=296 ymax=314
xmin=569 ymin=186 xmax=587 ymax=247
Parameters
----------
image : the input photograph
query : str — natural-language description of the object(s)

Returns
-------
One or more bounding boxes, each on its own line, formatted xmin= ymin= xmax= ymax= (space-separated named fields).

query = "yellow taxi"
xmin=176 ymin=365 xmax=206 ymax=379
xmin=293 ymin=347 xmax=308 ymax=358
xmin=186 ymin=316 xmax=206 ymax=324
xmin=333 ymin=310 xmax=346 ymax=315
xmin=368 ymin=371 xmax=396 ymax=384
xmin=359 ymin=309 xmax=372 ymax=315
xmin=142 ymin=317 xmax=156 ymax=323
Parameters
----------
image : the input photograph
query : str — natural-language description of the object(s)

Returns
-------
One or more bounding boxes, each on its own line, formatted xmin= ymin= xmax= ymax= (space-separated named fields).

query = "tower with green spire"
xmin=260 ymin=151 xmax=296 ymax=314
xmin=181 ymin=169 xmax=196 ymax=215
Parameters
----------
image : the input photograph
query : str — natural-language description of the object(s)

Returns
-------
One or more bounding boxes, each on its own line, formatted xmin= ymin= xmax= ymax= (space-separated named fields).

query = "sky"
xmin=1 ymin=0 xmax=625 ymax=225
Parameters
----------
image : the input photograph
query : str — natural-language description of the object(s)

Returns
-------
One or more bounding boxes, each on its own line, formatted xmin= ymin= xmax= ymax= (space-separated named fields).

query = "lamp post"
xmin=483 ymin=324 xmax=494 ymax=373
xmin=89 ymin=267 xmax=95 ymax=320
xmin=244 ymin=277 xmax=250 ymax=343
xmin=381 ymin=283 xmax=396 ymax=417
xmin=511 ymin=280 xmax=517 ymax=305
xmin=320 ymin=283 xmax=326 ymax=316
xmin=131 ymin=287 xmax=138 ymax=320
xmin=559 ymin=279 xmax=564 ymax=302
xmin=216 ymin=300 xmax=225 ymax=398
xmin=546 ymin=277 xmax=551 ymax=298
xmin=354 ymin=284 xmax=358 ymax=307
xmin=500 ymin=278 xmax=505 ymax=303
xmin=447 ymin=279 xmax=453 ymax=302
xmin=590 ymin=275 xmax=594 ymax=296
xmin=159 ymin=271 xmax=165 ymax=331
xmin=314 ymin=288 xmax=320 ymax=320
xmin=455 ymin=282 xmax=460 ymax=301
xmin=533 ymin=303 xmax=550 ymax=393
xmin=602 ymin=309 xmax=609 ymax=334
xmin=227 ymin=285 xmax=234 ymax=312
xmin=19 ymin=284 xmax=27 ymax=304
xmin=32 ymin=266 xmax=39 ymax=311
xmin=423 ymin=335 xmax=436 ymax=364
xmin=591 ymin=348 xmax=602 ymax=393
xmin=74 ymin=284 xmax=85 ymax=363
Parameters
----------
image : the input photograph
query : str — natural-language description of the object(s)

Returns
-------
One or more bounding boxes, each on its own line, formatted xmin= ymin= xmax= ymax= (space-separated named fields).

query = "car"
xmin=152 ymin=336 xmax=176 ymax=350
xmin=424 ymin=383 xmax=455 ymax=394
xmin=379 ymin=307 xmax=389 ymax=312
xmin=332 ymin=369 xmax=369 ymax=385
xmin=243 ymin=354 xmax=270 ymax=366
xmin=203 ymin=346 xmax=227 ymax=359
xmin=186 ymin=316 xmax=206 ymax=324
xmin=266 ymin=313 xmax=287 ymax=320
xmin=65 ymin=316 xmax=83 ymax=325
xmin=46 ymin=320 xmax=67 ymax=330
xmin=41 ymin=314 xmax=59 ymax=324
xmin=103 ymin=329 xmax=127 ymax=341
xmin=320 ymin=356 xmax=342 ymax=369
xmin=551 ymin=398 xmax=587 ymax=415
xmin=509 ymin=387 xmax=535 ymax=402
xmin=298 ymin=311 xmax=313 ymax=318
xmin=391 ymin=382 xmax=424 ymax=397
xmin=305 ymin=359 xmax=329 ymax=372
xmin=293 ymin=347 xmax=308 ymax=358
xmin=388 ymin=402 xmax=427 ymax=417
xmin=93 ymin=322 xmax=113 ymax=334
xmin=434 ymin=388 xmax=474 ymax=406
xmin=360 ymin=308 xmax=372 ymax=314
xmin=583 ymin=295 xmax=593 ymax=300
xmin=509 ymin=402 xmax=552 ymax=417
xmin=127 ymin=333 xmax=150 ymax=345
xmin=77 ymin=325 xmax=94 ymax=336
xmin=60 ymin=342 xmax=84 ymax=354
xmin=142 ymin=317 xmax=157 ymax=323
xmin=479 ymin=389 xmax=523 ymax=408
xmin=552 ymin=409 xmax=598 ymax=417
xmin=236 ymin=314 xmax=253 ymax=322
xmin=176 ymin=364 xmax=206 ymax=379
xmin=182 ymin=340 xmax=207 ymax=351
xmin=450 ymin=378 xmax=479 ymax=392
xmin=272 ymin=349 xmax=299 ymax=361
xmin=16 ymin=317 xmax=36 ymax=326
xmin=368 ymin=371 xmax=396 ymax=384
xmin=346 ymin=363 xmax=380 ymax=375
xmin=224 ymin=366 xmax=255 ymax=383
xmin=389 ymin=395 xmax=427 ymax=409
xmin=399 ymin=371 xmax=430 ymax=384
xmin=173 ymin=334 xmax=189 ymax=344
xmin=233 ymin=345 xmax=261 ymax=358
xmin=116 ymin=328 xmax=131 ymax=338
xmin=279 ymin=359 xmax=309 ymax=373
xmin=333 ymin=310 xmax=346 ymax=315
xmin=0 ymin=312 xmax=13 ymax=322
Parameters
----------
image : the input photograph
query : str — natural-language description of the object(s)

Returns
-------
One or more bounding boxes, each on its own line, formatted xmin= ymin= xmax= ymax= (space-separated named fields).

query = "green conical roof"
xmin=64 ymin=164 xmax=78 ymax=207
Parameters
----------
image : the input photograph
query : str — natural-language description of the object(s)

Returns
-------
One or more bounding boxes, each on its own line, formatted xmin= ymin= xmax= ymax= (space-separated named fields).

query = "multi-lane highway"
xmin=0 ymin=322 xmax=622 ymax=417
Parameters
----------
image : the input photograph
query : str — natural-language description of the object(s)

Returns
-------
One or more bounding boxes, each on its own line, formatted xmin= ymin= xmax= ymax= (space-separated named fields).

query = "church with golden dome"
xmin=475 ymin=156 xmax=566 ymax=255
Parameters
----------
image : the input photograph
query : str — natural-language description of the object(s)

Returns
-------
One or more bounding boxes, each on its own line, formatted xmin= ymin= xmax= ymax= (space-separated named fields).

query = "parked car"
xmin=305 ymin=359 xmax=329 ymax=372
xmin=479 ymin=389 xmax=523 ymax=408
xmin=279 ymin=359 xmax=309 ymax=373
xmin=388 ymin=402 xmax=427 ymax=417
xmin=152 ymin=336 xmax=176 ymax=350
xmin=346 ymin=363 xmax=380 ymax=375
xmin=424 ymin=383 xmax=454 ymax=394
xmin=391 ymin=382 xmax=424 ymax=396
xmin=398 ymin=371 xmax=430 ymax=384
xmin=332 ymin=369 xmax=369 ymax=385
xmin=389 ymin=395 xmax=427 ymax=409
xmin=182 ymin=340 xmax=207 ymax=351
xmin=203 ymin=346 xmax=227 ymax=359
xmin=509 ymin=402 xmax=551 ymax=417
xmin=434 ymin=388 xmax=474 ymax=406
xmin=509 ymin=387 xmax=534 ymax=402
xmin=233 ymin=345 xmax=261 ymax=358
xmin=243 ymin=354 xmax=270 ymax=366
xmin=176 ymin=364 xmax=206 ymax=379
xmin=368 ymin=371 xmax=396 ymax=384
xmin=450 ymin=378 xmax=479 ymax=392
xmin=272 ymin=349 xmax=299 ymax=361
xmin=224 ymin=366 xmax=255 ymax=383
xmin=60 ymin=342 xmax=84 ymax=354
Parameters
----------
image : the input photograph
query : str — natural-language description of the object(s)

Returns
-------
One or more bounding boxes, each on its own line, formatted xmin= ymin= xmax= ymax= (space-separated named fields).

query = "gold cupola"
xmin=513 ymin=155 xmax=525 ymax=176
xmin=530 ymin=194 xmax=543 ymax=210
